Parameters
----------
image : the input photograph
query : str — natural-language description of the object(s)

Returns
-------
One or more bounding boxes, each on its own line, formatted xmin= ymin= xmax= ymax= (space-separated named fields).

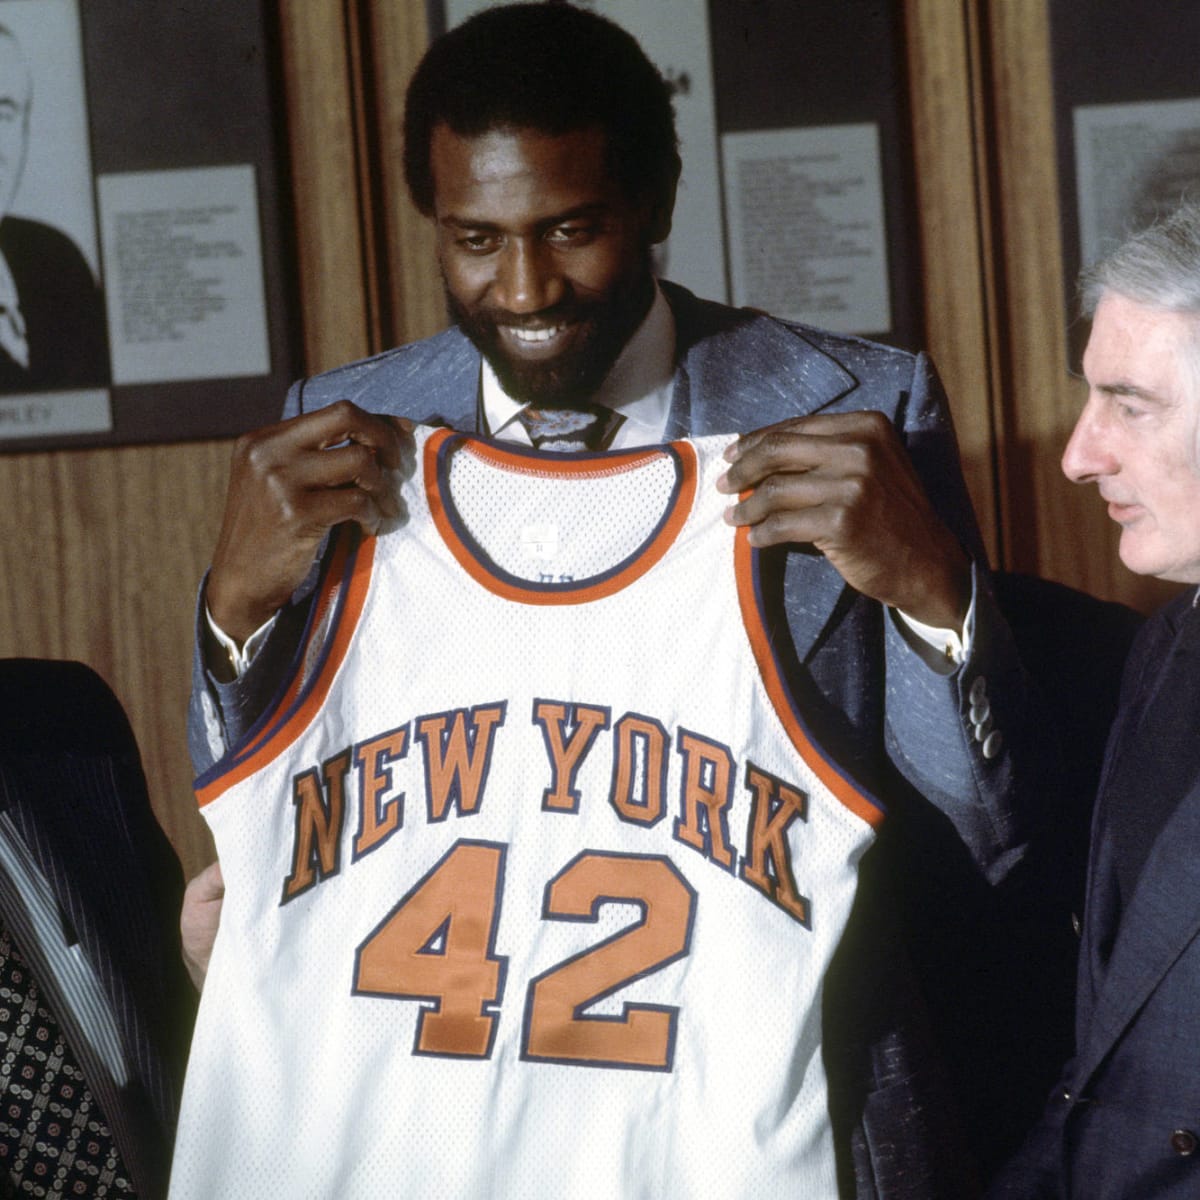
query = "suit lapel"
xmin=1074 ymin=774 xmax=1200 ymax=1086
xmin=0 ymin=757 xmax=170 ymax=1195
xmin=1077 ymin=596 xmax=1194 ymax=1013
xmin=662 ymin=282 xmax=860 ymax=658
xmin=2 ymin=766 xmax=150 ymax=1074
xmin=662 ymin=281 xmax=859 ymax=438
xmin=1077 ymin=681 xmax=1147 ymax=1006
xmin=350 ymin=329 xmax=483 ymax=432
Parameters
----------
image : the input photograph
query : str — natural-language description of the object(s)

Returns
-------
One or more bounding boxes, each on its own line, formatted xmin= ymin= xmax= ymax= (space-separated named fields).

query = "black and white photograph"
xmin=0 ymin=0 xmax=107 ymax=396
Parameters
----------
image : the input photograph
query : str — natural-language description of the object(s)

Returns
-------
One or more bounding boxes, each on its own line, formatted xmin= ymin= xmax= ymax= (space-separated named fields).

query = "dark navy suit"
xmin=992 ymin=588 xmax=1200 ymax=1199
xmin=190 ymin=282 xmax=1052 ymax=1198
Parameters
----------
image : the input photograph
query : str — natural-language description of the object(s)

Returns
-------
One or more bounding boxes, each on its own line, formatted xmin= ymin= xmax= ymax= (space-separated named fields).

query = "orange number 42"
xmin=353 ymin=839 xmax=697 ymax=1071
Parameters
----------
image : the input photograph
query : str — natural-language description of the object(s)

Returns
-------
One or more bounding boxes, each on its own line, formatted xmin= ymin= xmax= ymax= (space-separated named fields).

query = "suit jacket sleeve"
xmin=878 ymin=353 xmax=1041 ymax=884
xmin=188 ymin=381 xmax=318 ymax=772
xmin=188 ymin=339 xmax=481 ymax=774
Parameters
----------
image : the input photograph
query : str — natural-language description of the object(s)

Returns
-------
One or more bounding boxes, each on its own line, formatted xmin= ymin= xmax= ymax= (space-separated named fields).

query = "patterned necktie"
xmin=0 ymin=252 xmax=27 ymax=371
xmin=517 ymin=403 xmax=624 ymax=451
xmin=0 ymin=303 xmax=27 ymax=371
xmin=0 ymin=922 xmax=135 ymax=1197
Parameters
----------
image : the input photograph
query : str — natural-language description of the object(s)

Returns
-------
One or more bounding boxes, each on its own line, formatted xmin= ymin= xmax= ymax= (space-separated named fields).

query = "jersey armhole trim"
xmin=194 ymin=528 xmax=377 ymax=808
xmin=734 ymin=527 xmax=886 ymax=828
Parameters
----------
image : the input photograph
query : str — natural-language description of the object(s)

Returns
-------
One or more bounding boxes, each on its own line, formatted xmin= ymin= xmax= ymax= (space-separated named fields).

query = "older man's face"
xmin=1063 ymin=290 xmax=1200 ymax=583
xmin=0 ymin=33 xmax=30 ymax=221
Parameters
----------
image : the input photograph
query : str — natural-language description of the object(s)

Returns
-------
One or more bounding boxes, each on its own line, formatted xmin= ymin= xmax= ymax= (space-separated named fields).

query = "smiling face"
xmin=430 ymin=124 xmax=664 ymax=409
xmin=1062 ymin=290 xmax=1200 ymax=582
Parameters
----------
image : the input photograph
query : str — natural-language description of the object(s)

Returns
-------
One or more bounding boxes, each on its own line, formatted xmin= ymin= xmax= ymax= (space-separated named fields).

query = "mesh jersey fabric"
xmin=173 ymin=426 xmax=883 ymax=1199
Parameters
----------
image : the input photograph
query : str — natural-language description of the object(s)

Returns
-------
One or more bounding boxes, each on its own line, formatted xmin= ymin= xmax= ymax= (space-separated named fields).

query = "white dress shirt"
xmin=481 ymin=282 xmax=676 ymax=448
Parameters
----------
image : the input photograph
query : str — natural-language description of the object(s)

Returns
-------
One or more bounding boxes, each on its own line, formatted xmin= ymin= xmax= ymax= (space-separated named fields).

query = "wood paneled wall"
xmin=907 ymin=0 xmax=1177 ymax=614
xmin=0 ymin=0 xmax=1179 ymax=880
xmin=905 ymin=0 xmax=1002 ymax=554
xmin=981 ymin=0 xmax=1175 ymax=613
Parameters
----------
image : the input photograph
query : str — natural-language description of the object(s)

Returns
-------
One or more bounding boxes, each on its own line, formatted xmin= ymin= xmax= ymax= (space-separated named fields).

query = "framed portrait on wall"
xmin=0 ymin=0 xmax=110 ymax=438
xmin=0 ymin=0 xmax=301 ymax=451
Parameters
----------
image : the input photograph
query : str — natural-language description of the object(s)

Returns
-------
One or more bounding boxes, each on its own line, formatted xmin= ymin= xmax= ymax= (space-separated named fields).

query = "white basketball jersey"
xmin=171 ymin=426 xmax=884 ymax=1199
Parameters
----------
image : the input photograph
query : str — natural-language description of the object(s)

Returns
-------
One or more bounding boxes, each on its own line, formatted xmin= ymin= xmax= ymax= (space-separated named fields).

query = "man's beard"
xmin=447 ymin=266 xmax=654 ymax=410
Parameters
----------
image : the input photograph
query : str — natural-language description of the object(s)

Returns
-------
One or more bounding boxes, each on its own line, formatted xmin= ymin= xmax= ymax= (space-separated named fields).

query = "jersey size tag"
xmin=520 ymin=523 xmax=560 ymax=561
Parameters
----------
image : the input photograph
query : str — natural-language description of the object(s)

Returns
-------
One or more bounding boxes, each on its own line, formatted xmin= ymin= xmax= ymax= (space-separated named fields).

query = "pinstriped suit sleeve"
xmin=0 ymin=659 xmax=196 ymax=1199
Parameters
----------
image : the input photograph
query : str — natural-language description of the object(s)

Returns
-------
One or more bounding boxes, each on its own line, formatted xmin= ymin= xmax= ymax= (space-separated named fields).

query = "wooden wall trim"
xmin=903 ymin=0 xmax=1002 ymax=564
xmin=278 ymin=0 xmax=374 ymax=373
xmin=984 ymin=0 xmax=1172 ymax=611
xmin=366 ymin=0 xmax=446 ymax=346
xmin=984 ymin=0 xmax=1069 ymax=574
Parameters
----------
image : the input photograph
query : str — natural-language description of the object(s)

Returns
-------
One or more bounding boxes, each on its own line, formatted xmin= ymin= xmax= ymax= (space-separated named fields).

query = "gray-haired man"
xmin=993 ymin=200 xmax=1200 ymax=1199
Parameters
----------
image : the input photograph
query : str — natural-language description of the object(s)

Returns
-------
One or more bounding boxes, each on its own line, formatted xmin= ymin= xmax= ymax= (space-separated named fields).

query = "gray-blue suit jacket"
xmin=991 ymin=589 xmax=1200 ymax=1199
xmin=191 ymin=282 xmax=1046 ymax=1198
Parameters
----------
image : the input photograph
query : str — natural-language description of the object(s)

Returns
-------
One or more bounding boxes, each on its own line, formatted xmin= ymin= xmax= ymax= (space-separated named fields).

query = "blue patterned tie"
xmin=517 ymin=403 xmax=624 ymax=451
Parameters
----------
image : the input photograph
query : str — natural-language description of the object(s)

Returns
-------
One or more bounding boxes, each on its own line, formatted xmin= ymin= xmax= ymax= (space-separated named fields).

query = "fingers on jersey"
xmin=716 ymin=411 xmax=970 ymax=626
xmin=241 ymin=400 xmax=409 ymax=524
xmin=718 ymin=412 xmax=913 ymax=545
xmin=207 ymin=401 xmax=414 ymax=644
xmin=181 ymin=860 xmax=225 ymax=991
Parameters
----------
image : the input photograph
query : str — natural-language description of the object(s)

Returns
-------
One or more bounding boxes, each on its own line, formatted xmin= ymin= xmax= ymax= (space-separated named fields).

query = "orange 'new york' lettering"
xmin=281 ymin=747 xmax=352 ymax=904
xmin=740 ymin=763 xmax=810 ymax=925
xmin=415 ymin=703 xmax=507 ymax=822
xmin=532 ymin=700 xmax=610 ymax=812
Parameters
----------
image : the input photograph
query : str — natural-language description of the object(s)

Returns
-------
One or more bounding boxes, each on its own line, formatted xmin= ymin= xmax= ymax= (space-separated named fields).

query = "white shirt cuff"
xmin=892 ymin=590 xmax=976 ymax=674
xmin=204 ymin=603 xmax=278 ymax=679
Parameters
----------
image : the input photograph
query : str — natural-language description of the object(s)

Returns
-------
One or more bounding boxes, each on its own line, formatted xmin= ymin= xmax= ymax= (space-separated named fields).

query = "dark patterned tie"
xmin=0 ymin=303 xmax=27 ymax=371
xmin=0 ymin=922 xmax=135 ymax=1197
xmin=517 ymin=403 xmax=624 ymax=451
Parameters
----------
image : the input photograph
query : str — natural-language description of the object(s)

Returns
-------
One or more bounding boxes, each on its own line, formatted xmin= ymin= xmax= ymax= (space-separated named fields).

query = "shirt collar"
xmin=481 ymin=281 xmax=676 ymax=446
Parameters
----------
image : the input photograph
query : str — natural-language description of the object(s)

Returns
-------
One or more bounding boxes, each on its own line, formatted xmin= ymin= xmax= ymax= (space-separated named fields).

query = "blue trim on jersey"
xmin=748 ymin=543 xmax=888 ymax=819
xmin=194 ymin=527 xmax=364 ymax=791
